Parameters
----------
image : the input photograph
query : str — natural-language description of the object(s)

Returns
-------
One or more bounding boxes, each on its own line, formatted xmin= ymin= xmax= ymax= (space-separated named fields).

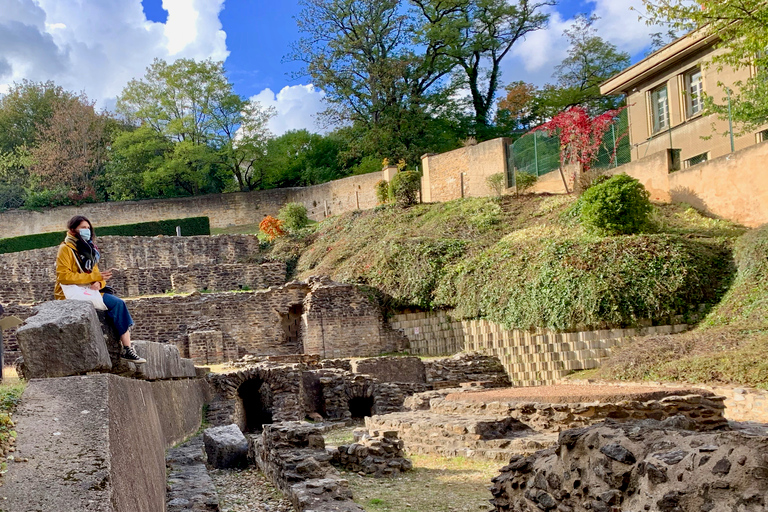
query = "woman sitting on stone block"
xmin=54 ymin=215 xmax=146 ymax=364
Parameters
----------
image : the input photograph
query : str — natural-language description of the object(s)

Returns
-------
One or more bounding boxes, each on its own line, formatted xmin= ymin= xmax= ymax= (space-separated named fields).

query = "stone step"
xmin=112 ymin=340 xmax=197 ymax=380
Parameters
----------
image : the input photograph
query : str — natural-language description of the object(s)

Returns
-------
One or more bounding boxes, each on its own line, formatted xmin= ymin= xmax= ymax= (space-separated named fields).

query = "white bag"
xmin=60 ymin=284 xmax=108 ymax=311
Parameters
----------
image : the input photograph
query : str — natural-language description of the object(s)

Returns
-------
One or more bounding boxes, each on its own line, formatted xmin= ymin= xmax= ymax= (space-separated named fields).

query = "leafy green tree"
xmin=117 ymin=58 xmax=274 ymax=190
xmin=292 ymin=0 xmax=470 ymax=163
xmin=104 ymin=125 xmax=173 ymax=200
xmin=413 ymin=0 xmax=553 ymax=136
xmin=143 ymin=141 xmax=229 ymax=197
xmin=552 ymin=15 xmax=630 ymax=114
xmin=0 ymin=80 xmax=78 ymax=153
xmin=641 ymin=0 xmax=768 ymax=130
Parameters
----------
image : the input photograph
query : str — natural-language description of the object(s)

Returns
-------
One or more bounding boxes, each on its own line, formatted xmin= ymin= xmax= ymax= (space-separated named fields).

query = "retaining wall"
xmin=531 ymin=142 xmax=768 ymax=228
xmin=390 ymin=311 xmax=689 ymax=386
xmin=1 ymin=374 xmax=208 ymax=512
xmin=0 ymin=168 xmax=395 ymax=238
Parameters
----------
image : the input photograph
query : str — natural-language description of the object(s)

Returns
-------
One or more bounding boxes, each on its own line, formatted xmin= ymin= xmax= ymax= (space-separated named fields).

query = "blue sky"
xmin=1 ymin=0 xmax=658 ymax=134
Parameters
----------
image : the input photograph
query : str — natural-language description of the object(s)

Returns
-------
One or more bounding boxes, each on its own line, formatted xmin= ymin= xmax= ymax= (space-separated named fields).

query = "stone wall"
xmin=489 ymin=420 xmax=768 ymax=512
xmin=423 ymin=352 xmax=511 ymax=388
xmin=0 ymin=234 xmax=267 ymax=303
xmin=128 ymin=283 xmax=310 ymax=360
xmin=250 ymin=422 xmax=364 ymax=511
xmin=301 ymin=277 xmax=408 ymax=358
xmin=329 ymin=428 xmax=412 ymax=477
xmin=1 ymin=374 xmax=208 ymax=512
xmin=426 ymin=393 xmax=728 ymax=432
xmin=0 ymin=168 xmax=395 ymax=238
xmin=531 ymin=141 xmax=768 ymax=228
xmin=390 ymin=311 xmax=689 ymax=386
xmin=420 ymin=138 xmax=511 ymax=202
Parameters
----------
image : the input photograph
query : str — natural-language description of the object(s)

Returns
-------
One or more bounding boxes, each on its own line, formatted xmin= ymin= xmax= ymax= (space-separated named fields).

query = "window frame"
xmin=684 ymin=152 xmax=709 ymax=168
xmin=683 ymin=67 xmax=704 ymax=119
xmin=649 ymin=84 xmax=670 ymax=134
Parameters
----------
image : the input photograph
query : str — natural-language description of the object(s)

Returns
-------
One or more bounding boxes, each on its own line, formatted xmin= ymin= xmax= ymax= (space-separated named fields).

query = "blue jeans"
xmin=102 ymin=293 xmax=134 ymax=337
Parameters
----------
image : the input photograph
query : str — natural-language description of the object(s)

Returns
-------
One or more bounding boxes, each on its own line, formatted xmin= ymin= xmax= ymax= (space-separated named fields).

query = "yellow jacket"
xmin=54 ymin=238 xmax=106 ymax=300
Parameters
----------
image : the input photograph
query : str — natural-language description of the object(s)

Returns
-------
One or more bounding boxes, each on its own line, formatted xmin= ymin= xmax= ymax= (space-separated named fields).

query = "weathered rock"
xmin=1 ymin=374 xmax=207 ymax=512
xmin=203 ymin=424 xmax=248 ymax=469
xmin=489 ymin=418 xmax=768 ymax=512
xmin=251 ymin=421 xmax=364 ymax=511
xmin=331 ymin=429 xmax=412 ymax=477
xmin=351 ymin=356 xmax=426 ymax=384
xmin=167 ymin=436 xmax=220 ymax=512
xmin=16 ymin=300 xmax=112 ymax=379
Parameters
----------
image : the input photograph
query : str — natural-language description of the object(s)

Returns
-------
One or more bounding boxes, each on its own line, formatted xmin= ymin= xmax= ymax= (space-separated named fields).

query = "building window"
xmin=684 ymin=68 xmax=703 ymax=118
xmin=684 ymin=152 xmax=708 ymax=168
xmin=650 ymin=85 xmax=669 ymax=133
xmin=758 ymin=129 xmax=768 ymax=143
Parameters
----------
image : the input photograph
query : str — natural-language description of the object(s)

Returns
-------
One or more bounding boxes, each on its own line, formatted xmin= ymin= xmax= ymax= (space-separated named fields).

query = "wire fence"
xmin=507 ymin=111 xmax=632 ymax=184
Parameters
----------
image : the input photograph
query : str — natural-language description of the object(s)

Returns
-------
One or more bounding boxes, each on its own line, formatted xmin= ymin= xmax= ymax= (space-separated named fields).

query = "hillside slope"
xmin=268 ymin=195 xmax=743 ymax=331
xmin=596 ymin=224 xmax=768 ymax=388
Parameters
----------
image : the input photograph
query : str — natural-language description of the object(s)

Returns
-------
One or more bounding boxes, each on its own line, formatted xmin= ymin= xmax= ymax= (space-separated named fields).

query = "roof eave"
xmin=600 ymin=30 xmax=719 ymax=96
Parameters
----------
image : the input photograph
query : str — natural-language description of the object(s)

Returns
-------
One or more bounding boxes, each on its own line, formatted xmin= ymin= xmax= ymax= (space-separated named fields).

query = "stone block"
xmin=1 ymin=374 xmax=206 ymax=512
xmin=16 ymin=300 xmax=112 ymax=379
xmin=204 ymin=424 xmax=249 ymax=469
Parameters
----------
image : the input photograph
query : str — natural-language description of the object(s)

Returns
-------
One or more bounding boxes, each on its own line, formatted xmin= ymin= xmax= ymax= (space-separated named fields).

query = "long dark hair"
xmin=67 ymin=215 xmax=95 ymax=242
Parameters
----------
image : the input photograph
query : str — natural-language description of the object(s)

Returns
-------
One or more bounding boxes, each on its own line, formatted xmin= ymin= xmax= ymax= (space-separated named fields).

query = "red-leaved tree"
xmin=533 ymin=105 xmax=626 ymax=192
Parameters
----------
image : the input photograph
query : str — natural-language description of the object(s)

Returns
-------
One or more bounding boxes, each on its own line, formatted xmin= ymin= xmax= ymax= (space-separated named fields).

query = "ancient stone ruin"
xmin=489 ymin=419 xmax=768 ymax=512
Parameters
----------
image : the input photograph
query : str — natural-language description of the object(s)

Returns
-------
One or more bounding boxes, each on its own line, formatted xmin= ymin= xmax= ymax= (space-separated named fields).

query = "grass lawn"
xmin=324 ymin=426 xmax=500 ymax=512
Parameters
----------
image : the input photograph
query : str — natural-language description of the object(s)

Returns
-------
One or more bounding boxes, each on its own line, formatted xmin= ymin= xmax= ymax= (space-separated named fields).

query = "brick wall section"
xmin=301 ymin=277 xmax=408 ymax=358
xmin=389 ymin=311 xmax=689 ymax=386
xmin=127 ymin=284 xmax=310 ymax=360
xmin=0 ymin=235 xmax=271 ymax=303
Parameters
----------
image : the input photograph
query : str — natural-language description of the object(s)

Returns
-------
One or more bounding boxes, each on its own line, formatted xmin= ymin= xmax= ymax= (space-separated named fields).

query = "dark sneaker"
xmin=122 ymin=345 xmax=147 ymax=364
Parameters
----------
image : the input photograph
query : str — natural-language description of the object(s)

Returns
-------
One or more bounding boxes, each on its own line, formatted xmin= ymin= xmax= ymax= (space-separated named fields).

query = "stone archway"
xmin=348 ymin=395 xmax=374 ymax=419
xmin=236 ymin=377 xmax=274 ymax=432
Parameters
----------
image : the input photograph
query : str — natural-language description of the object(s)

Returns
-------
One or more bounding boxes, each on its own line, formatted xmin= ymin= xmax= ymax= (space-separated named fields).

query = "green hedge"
xmin=0 ymin=216 xmax=210 ymax=254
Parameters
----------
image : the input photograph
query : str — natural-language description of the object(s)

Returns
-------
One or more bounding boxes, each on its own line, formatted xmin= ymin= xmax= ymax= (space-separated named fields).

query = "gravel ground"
xmin=445 ymin=384 xmax=710 ymax=403
xmin=209 ymin=468 xmax=293 ymax=512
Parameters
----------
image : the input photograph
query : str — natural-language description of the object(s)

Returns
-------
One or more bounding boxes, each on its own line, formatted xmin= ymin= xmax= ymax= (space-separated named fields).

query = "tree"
xmin=496 ymin=81 xmax=539 ymax=132
xmin=641 ymin=0 xmax=768 ymax=129
xmin=533 ymin=105 xmax=626 ymax=192
xmin=413 ymin=0 xmax=553 ymax=135
xmin=117 ymin=58 xmax=274 ymax=190
xmin=28 ymin=93 xmax=111 ymax=198
xmin=0 ymin=80 xmax=78 ymax=153
xmin=104 ymin=125 xmax=173 ymax=201
xmin=552 ymin=15 xmax=630 ymax=114
xmin=291 ymin=0 xmax=460 ymax=164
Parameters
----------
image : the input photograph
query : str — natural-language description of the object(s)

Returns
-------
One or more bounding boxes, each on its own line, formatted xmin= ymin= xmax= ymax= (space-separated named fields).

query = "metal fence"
xmin=506 ymin=111 xmax=632 ymax=185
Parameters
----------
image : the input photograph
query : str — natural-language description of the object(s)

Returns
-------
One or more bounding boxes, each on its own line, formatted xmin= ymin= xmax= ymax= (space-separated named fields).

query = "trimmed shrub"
xmin=579 ymin=174 xmax=652 ymax=235
xmin=388 ymin=171 xmax=421 ymax=206
xmin=375 ymin=180 xmax=390 ymax=205
xmin=278 ymin=202 xmax=309 ymax=231
xmin=515 ymin=171 xmax=538 ymax=194
xmin=0 ymin=216 xmax=211 ymax=254
xmin=486 ymin=173 xmax=505 ymax=196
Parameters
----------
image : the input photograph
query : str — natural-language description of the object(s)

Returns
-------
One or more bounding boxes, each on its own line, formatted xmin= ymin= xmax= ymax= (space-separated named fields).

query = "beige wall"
xmin=526 ymin=141 xmax=768 ymax=228
xmin=0 ymin=168 xmax=395 ymax=239
xmin=616 ymin=42 xmax=766 ymax=167
xmin=421 ymin=138 xmax=510 ymax=202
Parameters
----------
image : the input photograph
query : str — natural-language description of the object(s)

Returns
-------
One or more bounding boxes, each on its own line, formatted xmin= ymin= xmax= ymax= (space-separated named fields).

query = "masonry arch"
xmin=237 ymin=377 xmax=274 ymax=432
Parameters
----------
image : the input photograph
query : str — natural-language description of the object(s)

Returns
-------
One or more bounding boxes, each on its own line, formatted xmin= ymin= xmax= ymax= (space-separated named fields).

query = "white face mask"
xmin=78 ymin=228 xmax=91 ymax=241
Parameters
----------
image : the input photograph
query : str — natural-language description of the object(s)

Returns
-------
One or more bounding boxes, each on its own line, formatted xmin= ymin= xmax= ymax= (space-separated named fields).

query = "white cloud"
xmin=502 ymin=0 xmax=661 ymax=87
xmin=0 ymin=0 xmax=228 ymax=106
xmin=251 ymin=85 xmax=327 ymax=136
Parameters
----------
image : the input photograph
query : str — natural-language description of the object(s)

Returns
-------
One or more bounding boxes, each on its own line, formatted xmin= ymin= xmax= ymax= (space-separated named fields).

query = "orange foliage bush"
xmin=259 ymin=215 xmax=286 ymax=241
